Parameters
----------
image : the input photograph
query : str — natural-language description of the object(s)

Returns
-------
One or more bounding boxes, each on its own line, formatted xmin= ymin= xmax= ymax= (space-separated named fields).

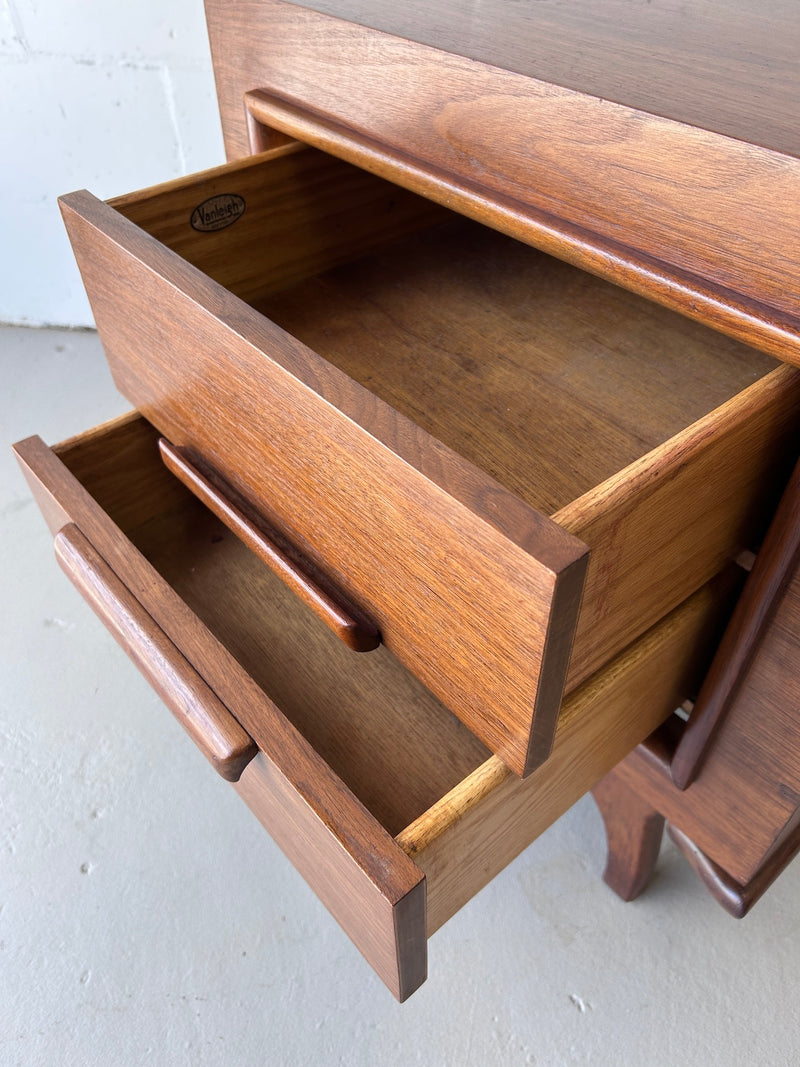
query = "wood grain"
xmin=257 ymin=222 xmax=798 ymax=695
xmin=50 ymin=415 xmax=493 ymax=826
xmin=258 ymin=218 xmax=800 ymax=695
xmin=29 ymin=0 xmax=800 ymax=989
xmin=285 ymin=0 xmax=800 ymax=156
xmin=398 ymin=574 xmax=739 ymax=935
xmin=20 ymin=409 xmax=793 ymax=977
xmin=598 ymin=721 xmax=800 ymax=913
xmin=203 ymin=1 xmax=800 ymax=362
xmin=257 ymin=215 xmax=777 ymax=516
xmin=558 ymin=364 xmax=800 ymax=690
xmin=54 ymin=522 xmax=257 ymax=782
xmin=13 ymin=427 xmax=429 ymax=1001
xmin=159 ymin=437 xmax=380 ymax=652
xmin=53 ymin=410 xmax=189 ymax=532
xmin=671 ymin=459 xmax=800 ymax=788
xmin=15 ymin=412 xmax=748 ymax=952
xmin=59 ymin=184 xmax=589 ymax=778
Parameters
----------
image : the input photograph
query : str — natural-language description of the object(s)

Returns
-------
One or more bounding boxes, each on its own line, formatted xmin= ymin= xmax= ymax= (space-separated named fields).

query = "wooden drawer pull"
xmin=54 ymin=523 xmax=257 ymax=782
xmin=158 ymin=438 xmax=381 ymax=652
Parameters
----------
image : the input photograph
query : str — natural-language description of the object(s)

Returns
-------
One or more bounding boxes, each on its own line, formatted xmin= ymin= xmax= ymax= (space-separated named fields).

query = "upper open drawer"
xmin=58 ymin=143 xmax=800 ymax=775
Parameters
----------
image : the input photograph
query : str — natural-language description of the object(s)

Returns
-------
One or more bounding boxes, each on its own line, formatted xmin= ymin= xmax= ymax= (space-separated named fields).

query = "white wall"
xmin=0 ymin=0 xmax=225 ymax=327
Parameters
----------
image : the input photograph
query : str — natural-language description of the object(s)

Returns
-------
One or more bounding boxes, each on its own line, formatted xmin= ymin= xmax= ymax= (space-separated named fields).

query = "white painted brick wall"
xmin=1 ymin=0 xmax=225 ymax=326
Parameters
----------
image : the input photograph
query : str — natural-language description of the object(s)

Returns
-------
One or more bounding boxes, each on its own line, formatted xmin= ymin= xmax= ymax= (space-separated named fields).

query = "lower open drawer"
xmin=15 ymin=413 xmax=742 ymax=999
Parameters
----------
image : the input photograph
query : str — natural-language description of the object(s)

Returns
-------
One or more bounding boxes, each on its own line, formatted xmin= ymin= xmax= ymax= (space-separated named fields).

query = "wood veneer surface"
xmin=290 ymin=0 xmax=800 ymax=157
xmin=257 ymin=218 xmax=777 ymax=514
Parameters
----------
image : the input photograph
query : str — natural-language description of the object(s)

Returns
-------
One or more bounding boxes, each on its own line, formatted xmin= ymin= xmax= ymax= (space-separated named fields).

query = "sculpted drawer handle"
xmin=158 ymin=438 xmax=381 ymax=653
xmin=54 ymin=523 xmax=258 ymax=782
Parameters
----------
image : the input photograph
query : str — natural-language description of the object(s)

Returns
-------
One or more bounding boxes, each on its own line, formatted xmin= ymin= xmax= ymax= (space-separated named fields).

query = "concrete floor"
xmin=2 ymin=324 xmax=799 ymax=1066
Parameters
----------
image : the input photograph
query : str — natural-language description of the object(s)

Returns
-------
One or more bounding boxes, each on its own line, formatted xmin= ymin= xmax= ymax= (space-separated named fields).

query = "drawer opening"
xmin=56 ymin=415 xmax=491 ymax=836
xmin=109 ymin=143 xmax=778 ymax=517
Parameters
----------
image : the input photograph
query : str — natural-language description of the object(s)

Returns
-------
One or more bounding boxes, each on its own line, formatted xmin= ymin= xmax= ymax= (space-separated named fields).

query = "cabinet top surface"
xmin=292 ymin=0 xmax=800 ymax=157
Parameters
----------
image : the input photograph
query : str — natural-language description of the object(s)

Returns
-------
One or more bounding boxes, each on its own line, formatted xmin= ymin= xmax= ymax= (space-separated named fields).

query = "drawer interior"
xmin=256 ymin=219 xmax=777 ymax=514
xmin=57 ymin=416 xmax=490 ymax=835
xmin=111 ymin=143 xmax=778 ymax=516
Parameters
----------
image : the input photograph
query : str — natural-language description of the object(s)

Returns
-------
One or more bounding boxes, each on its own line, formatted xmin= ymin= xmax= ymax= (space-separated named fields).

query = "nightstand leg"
xmin=592 ymin=772 xmax=665 ymax=901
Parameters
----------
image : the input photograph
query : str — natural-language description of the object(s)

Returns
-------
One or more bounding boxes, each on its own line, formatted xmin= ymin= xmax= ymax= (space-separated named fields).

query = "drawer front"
xmin=13 ymin=423 xmax=427 ymax=1002
xmin=58 ymin=151 xmax=589 ymax=779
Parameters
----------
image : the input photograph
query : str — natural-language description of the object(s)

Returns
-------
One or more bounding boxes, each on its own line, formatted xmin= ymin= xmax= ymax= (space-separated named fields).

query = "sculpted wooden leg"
xmin=592 ymin=771 xmax=665 ymax=901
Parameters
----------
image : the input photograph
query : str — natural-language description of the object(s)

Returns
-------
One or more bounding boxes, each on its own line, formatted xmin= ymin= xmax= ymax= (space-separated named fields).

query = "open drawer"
xmin=57 ymin=143 xmax=800 ymax=775
xmin=15 ymin=413 xmax=745 ymax=999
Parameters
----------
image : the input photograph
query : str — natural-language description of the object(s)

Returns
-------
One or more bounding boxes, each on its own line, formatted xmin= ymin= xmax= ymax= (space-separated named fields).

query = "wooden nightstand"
xmin=14 ymin=1 xmax=800 ymax=999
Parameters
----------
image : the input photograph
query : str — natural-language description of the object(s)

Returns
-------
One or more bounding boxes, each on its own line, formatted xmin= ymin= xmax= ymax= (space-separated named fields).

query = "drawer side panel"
xmin=402 ymin=576 xmax=738 ymax=935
